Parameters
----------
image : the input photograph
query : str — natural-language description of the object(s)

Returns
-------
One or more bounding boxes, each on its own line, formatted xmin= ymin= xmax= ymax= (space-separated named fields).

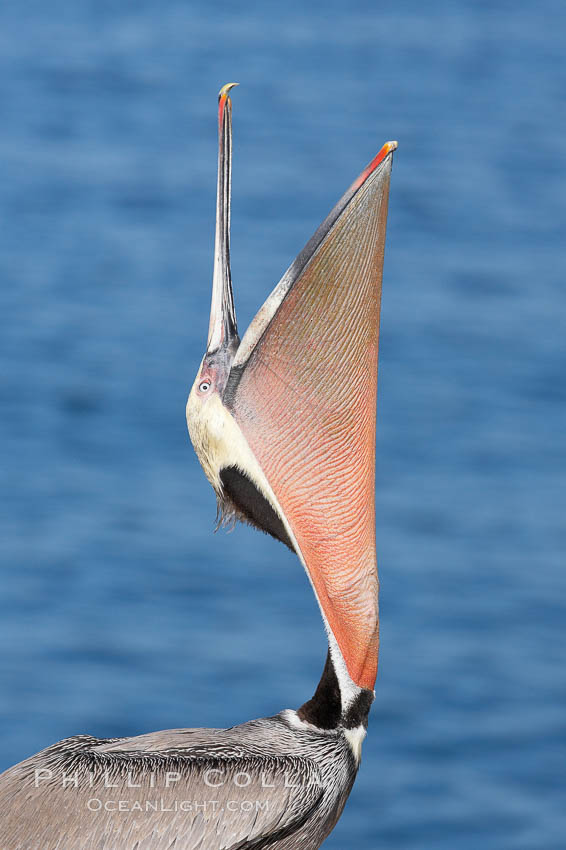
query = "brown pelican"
xmin=0 ymin=84 xmax=396 ymax=849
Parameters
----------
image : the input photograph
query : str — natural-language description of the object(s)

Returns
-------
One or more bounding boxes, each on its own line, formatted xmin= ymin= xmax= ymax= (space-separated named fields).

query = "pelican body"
xmin=0 ymin=85 xmax=396 ymax=849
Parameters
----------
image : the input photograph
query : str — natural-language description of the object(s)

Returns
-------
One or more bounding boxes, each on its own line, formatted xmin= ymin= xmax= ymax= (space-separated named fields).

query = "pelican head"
xmin=187 ymin=83 xmax=396 ymax=696
xmin=189 ymin=82 xmax=239 ymax=402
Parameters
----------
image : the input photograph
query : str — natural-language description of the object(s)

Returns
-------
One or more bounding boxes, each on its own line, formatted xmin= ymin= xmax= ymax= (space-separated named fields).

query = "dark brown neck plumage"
xmin=297 ymin=650 xmax=374 ymax=731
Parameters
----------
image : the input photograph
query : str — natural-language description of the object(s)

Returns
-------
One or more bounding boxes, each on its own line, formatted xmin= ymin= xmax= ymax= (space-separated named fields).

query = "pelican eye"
xmin=199 ymin=380 xmax=211 ymax=393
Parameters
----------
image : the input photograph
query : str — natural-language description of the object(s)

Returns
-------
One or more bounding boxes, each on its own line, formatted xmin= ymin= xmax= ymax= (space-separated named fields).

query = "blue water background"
xmin=1 ymin=2 xmax=564 ymax=847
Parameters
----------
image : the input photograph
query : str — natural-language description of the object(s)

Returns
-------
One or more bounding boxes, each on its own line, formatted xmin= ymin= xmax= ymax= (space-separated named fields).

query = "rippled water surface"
xmin=1 ymin=2 xmax=564 ymax=847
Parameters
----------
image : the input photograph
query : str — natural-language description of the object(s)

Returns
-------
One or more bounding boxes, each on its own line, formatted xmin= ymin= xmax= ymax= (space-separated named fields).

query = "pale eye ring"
xmin=199 ymin=380 xmax=211 ymax=393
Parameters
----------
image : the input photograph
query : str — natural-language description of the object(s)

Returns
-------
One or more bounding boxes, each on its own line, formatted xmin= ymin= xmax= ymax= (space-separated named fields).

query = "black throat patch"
xmin=219 ymin=466 xmax=294 ymax=551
